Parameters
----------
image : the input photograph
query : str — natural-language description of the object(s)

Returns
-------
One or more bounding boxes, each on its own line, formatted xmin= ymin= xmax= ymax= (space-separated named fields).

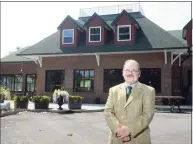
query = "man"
xmin=104 ymin=59 xmax=155 ymax=144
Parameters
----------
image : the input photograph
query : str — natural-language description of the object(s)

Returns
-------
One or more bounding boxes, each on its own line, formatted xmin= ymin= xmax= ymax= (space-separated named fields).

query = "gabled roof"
xmin=183 ymin=19 xmax=192 ymax=30
xmin=111 ymin=10 xmax=139 ymax=27
xmin=57 ymin=15 xmax=85 ymax=31
xmin=182 ymin=19 xmax=192 ymax=40
xmin=1 ymin=46 xmax=32 ymax=63
xmin=17 ymin=12 xmax=188 ymax=56
xmin=83 ymin=13 xmax=112 ymax=30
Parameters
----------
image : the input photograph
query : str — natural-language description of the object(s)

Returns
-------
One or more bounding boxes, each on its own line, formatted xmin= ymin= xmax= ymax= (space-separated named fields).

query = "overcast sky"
xmin=1 ymin=1 xmax=191 ymax=58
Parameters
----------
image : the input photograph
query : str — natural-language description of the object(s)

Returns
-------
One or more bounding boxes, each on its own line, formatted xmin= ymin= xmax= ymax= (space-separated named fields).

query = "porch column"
xmin=64 ymin=69 xmax=73 ymax=94
xmin=36 ymin=67 xmax=45 ymax=95
xmin=94 ymin=66 xmax=105 ymax=102
xmin=162 ymin=52 xmax=172 ymax=96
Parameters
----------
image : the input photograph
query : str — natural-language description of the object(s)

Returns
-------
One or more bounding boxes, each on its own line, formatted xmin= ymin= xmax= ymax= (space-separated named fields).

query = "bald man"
xmin=104 ymin=59 xmax=155 ymax=144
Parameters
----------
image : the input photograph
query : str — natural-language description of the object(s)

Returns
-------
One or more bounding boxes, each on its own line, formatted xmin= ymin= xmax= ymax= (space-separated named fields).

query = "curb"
xmin=0 ymin=108 xmax=105 ymax=117
xmin=0 ymin=109 xmax=26 ymax=117
xmin=27 ymin=109 xmax=74 ymax=114
xmin=71 ymin=109 xmax=104 ymax=113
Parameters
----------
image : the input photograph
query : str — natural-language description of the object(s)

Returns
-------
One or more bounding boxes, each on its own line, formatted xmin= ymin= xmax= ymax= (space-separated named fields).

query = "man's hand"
xmin=115 ymin=124 xmax=131 ymax=142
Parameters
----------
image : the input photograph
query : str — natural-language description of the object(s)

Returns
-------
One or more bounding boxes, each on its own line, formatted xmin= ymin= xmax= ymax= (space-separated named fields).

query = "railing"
xmin=79 ymin=3 xmax=145 ymax=17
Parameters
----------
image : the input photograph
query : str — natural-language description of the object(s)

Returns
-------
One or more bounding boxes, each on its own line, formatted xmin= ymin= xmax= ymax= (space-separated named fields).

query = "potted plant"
xmin=32 ymin=95 xmax=50 ymax=109
xmin=68 ymin=96 xmax=84 ymax=109
xmin=53 ymin=89 xmax=69 ymax=110
xmin=14 ymin=96 xmax=28 ymax=109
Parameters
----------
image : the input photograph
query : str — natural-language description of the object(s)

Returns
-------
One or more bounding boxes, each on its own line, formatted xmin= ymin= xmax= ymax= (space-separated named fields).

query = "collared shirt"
xmin=124 ymin=81 xmax=138 ymax=89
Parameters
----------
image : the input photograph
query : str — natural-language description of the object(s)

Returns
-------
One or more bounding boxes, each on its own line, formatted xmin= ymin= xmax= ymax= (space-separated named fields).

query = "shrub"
xmin=31 ymin=95 xmax=50 ymax=109
xmin=13 ymin=96 xmax=28 ymax=108
xmin=0 ymin=87 xmax=11 ymax=102
xmin=69 ymin=96 xmax=84 ymax=103
xmin=31 ymin=95 xmax=50 ymax=103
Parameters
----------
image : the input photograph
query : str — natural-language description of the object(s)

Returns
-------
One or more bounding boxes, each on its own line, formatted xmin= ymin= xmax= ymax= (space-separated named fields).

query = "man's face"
xmin=122 ymin=61 xmax=140 ymax=84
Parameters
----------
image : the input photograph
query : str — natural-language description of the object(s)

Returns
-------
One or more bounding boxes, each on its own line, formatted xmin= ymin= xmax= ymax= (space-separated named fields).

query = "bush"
xmin=31 ymin=96 xmax=50 ymax=109
xmin=0 ymin=87 xmax=11 ymax=102
xmin=14 ymin=96 xmax=28 ymax=108
xmin=69 ymin=96 xmax=84 ymax=103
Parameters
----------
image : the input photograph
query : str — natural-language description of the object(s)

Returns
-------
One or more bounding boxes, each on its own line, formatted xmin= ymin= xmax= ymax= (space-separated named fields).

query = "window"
xmin=103 ymin=69 xmax=124 ymax=93
xmin=117 ymin=25 xmax=131 ymax=41
xmin=45 ymin=70 xmax=65 ymax=92
xmin=89 ymin=27 xmax=101 ymax=42
xmin=0 ymin=75 xmax=23 ymax=91
xmin=103 ymin=68 xmax=161 ymax=93
xmin=73 ymin=69 xmax=95 ymax=92
xmin=139 ymin=68 xmax=161 ymax=93
xmin=26 ymin=74 xmax=36 ymax=92
xmin=62 ymin=29 xmax=74 ymax=44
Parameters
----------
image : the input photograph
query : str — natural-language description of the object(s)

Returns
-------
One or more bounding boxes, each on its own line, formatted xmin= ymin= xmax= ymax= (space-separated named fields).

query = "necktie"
xmin=126 ymin=86 xmax=132 ymax=101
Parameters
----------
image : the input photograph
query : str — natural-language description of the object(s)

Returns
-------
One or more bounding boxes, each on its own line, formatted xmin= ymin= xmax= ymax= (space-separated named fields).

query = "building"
xmin=0 ymin=4 xmax=192 ymax=104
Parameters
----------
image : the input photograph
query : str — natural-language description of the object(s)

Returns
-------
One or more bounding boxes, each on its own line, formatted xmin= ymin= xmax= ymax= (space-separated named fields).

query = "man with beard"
xmin=104 ymin=59 xmax=155 ymax=144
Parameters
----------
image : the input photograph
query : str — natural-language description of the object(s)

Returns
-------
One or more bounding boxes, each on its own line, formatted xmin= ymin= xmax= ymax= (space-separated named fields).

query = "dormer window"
xmin=89 ymin=26 xmax=101 ymax=42
xmin=117 ymin=25 xmax=131 ymax=41
xmin=62 ymin=29 xmax=74 ymax=44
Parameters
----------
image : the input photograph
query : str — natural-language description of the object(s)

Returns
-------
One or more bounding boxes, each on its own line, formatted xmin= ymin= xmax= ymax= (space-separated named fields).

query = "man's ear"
xmin=138 ymin=71 xmax=141 ymax=78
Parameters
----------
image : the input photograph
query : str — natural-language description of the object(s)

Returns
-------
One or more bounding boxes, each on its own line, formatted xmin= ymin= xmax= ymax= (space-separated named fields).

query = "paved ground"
xmin=1 ymin=111 xmax=192 ymax=144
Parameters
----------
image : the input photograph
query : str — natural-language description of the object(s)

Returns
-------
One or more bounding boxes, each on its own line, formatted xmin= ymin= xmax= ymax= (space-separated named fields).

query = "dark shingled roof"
xmin=1 ymin=47 xmax=33 ymax=63
xmin=168 ymin=30 xmax=187 ymax=45
xmin=17 ymin=12 xmax=188 ymax=56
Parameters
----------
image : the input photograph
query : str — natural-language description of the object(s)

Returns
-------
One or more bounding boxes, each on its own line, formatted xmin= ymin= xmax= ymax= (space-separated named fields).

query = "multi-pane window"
xmin=62 ymin=29 xmax=74 ymax=44
xmin=103 ymin=68 xmax=161 ymax=93
xmin=103 ymin=69 xmax=124 ymax=93
xmin=45 ymin=70 xmax=65 ymax=92
xmin=139 ymin=68 xmax=161 ymax=93
xmin=73 ymin=69 xmax=95 ymax=92
xmin=89 ymin=27 xmax=101 ymax=42
xmin=26 ymin=74 xmax=36 ymax=92
xmin=0 ymin=75 xmax=23 ymax=91
xmin=117 ymin=25 xmax=131 ymax=41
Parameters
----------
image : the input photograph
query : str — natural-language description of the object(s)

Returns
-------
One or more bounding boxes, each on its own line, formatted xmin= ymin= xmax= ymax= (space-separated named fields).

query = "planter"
xmin=68 ymin=102 xmax=82 ymax=109
xmin=16 ymin=101 xmax=28 ymax=109
xmin=34 ymin=102 xmax=49 ymax=109
xmin=14 ymin=96 xmax=28 ymax=109
xmin=57 ymin=95 xmax=64 ymax=110
xmin=32 ymin=96 xmax=50 ymax=109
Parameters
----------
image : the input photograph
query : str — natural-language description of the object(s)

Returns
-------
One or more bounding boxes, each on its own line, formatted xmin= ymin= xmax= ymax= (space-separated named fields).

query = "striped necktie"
xmin=126 ymin=86 xmax=132 ymax=101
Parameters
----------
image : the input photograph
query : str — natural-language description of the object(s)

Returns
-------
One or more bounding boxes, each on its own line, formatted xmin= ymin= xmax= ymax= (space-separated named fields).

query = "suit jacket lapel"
xmin=124 ymin=82 xmax=143 ymax=108
xmin=118 ymin=83 xmax=127 ymax=106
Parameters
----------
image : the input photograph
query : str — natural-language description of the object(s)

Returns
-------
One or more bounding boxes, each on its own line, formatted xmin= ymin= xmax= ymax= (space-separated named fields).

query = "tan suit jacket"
xmin=104 ymin=82 xmax=155 ymax=144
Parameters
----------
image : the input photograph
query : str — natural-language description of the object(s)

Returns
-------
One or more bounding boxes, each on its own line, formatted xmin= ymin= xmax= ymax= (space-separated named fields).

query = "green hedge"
xmin=69 ymin=96 xmax=84 ymax=103
xmin=14 ymin=96 xmax=28 ymax=108
xmin=31 ymin=96 xmax=50 ymax=109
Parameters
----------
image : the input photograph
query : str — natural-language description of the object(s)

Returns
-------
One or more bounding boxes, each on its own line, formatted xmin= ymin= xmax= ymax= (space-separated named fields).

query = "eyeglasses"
xmin=123 ymin=69 xmax=139 ymax=74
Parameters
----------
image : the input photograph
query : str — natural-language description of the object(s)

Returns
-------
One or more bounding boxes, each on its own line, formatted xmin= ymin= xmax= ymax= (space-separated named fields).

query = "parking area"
xmin=1 ymin=111 xmax=191 ymax=144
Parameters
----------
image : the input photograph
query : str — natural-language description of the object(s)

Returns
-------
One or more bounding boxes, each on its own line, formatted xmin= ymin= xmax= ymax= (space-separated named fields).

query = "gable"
xmin=111 ymin=10 xmax=139 ymax=28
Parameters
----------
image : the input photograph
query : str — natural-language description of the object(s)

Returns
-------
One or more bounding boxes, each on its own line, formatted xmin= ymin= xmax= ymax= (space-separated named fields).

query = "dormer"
xmin=83 ymin=13 xmax=112 ymax=47
xmin=57 ymin=15 xmax=85 ymax=48
xmin=111 ymin=10 xmax=140 ymax=45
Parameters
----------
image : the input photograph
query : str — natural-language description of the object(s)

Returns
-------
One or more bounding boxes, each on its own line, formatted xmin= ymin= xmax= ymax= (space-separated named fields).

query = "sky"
xmin=1 ymin=1 xmax=192 ymax=58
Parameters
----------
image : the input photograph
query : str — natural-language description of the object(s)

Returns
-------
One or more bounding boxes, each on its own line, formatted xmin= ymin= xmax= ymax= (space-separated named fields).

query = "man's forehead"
xmin=124 ymin=61 xmax=138 ymax=68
